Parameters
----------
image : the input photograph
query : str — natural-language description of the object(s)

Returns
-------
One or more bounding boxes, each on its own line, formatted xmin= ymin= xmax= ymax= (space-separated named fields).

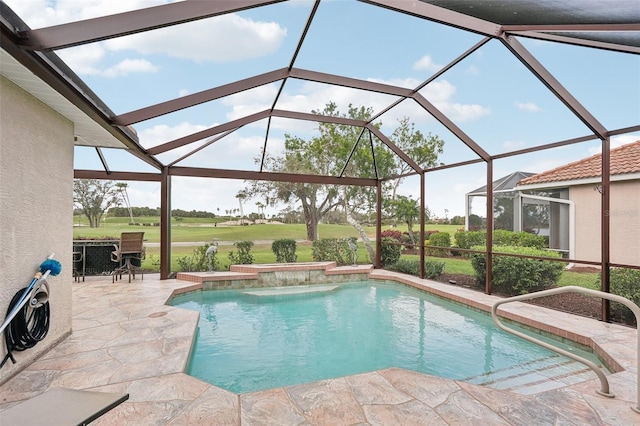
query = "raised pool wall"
xmin=176 ymin=262 xmax=372 ymax=291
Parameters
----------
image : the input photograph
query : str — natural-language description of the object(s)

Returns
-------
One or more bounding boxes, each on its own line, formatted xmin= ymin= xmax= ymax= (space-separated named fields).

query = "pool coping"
xmin=1 ymin=266 xmax=637 ymax=424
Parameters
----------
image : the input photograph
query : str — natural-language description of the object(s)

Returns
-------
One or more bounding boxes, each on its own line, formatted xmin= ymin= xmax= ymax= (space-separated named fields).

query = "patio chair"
xmin=0 ymin=387 xmax=129 ymax=425
xmin=111 ymin=232 xmax=145 ymax=283
xmin=72 ymin=249 xmax=84 ymax=282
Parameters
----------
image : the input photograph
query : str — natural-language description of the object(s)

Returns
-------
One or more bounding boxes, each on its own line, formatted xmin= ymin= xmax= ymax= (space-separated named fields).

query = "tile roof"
xmin=518 ymin=140 xmax=640 ymax=186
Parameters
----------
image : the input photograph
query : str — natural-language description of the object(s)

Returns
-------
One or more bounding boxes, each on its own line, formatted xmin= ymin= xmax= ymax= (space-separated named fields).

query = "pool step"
xmin=463 ymin=355 xmax=600 ymax=395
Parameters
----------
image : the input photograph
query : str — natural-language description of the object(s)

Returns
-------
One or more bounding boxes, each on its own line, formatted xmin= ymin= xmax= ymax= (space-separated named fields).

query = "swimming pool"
xmin=170 ymin=281 xmax=608 ymax=394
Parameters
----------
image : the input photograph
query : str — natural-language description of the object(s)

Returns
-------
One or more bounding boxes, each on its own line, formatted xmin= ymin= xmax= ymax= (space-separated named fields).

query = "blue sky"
xmin=7 ymin=0 xmax=640 ymax=218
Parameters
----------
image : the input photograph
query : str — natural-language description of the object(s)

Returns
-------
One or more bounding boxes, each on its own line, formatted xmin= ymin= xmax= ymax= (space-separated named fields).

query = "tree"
xmin=242 ymin=102 xmax=444 ymax=257
xmin=236 ymin=190 xmax=247 ymax=224
xmin=73 ymin=179 xmax=120 ymax=228
xmin=255 ymin=201 xmax=265 ymax=219
xmin=388 ymin=117 xmax=444 ymax=203
xmin=450 ymin=215 xmax=465 ymax=226
xmin=243 ymin=104 xmax=349 ymax=240
xmin=391 ymin=195 xmax=420 ymax=244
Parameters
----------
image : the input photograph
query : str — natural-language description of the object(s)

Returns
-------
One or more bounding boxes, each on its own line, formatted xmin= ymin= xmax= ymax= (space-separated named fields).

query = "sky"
xmin=6 ymin=0 xmax=640 ymax=219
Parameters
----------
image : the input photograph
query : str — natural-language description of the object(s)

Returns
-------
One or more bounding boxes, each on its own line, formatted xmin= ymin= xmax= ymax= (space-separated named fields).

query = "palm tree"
xmin=255 ymin=201 xmax=265 ymax=220
xmin=236 ymin=191 xmax=247 ymax=224
xmin=392 ymin=195 xmax=420 ymax=244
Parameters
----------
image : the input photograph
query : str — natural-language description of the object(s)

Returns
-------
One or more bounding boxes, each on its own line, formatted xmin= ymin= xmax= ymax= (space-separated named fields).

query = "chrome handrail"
xmin=491 ymin=286 xmax=640 ymax=414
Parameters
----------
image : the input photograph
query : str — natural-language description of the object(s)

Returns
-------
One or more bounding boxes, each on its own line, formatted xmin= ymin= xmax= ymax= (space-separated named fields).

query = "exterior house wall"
xmin=609 ymin=180 xmax=640 ymax=267
xmin=0 ymin=76 xmax=74 ymax=384
xmin=571 ymin=180 xmax=640 ymax=266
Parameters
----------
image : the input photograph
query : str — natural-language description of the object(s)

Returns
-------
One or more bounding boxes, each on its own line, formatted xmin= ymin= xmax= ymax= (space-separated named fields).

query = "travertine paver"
xmin=241 ymin=388 xmax=306 ymax=425
xmin=0 ymin=271 xmax=637 ymax=425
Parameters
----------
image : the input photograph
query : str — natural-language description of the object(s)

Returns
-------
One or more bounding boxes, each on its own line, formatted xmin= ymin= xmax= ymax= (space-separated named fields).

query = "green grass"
xmin=557 ymin=270 xmax=600 ymax=290
xmin=400 ymin=253 xmax=475 ymax=275
xmin=74 ymin=219 xmax=461 ymax=244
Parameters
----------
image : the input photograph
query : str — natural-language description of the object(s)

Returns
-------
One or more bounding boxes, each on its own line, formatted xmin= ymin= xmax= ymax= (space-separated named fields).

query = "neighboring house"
xmin=465 ymin=171 xmax=536 ymax=231
xmin=517 ymin=141 xmax=640 ymax=267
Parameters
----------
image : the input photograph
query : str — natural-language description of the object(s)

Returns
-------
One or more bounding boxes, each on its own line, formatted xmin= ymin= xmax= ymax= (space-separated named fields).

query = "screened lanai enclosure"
xmin=465 ymin=171 xmax=573 ymax=258
xmin=2 ymin=1 xmax=639 ymax=322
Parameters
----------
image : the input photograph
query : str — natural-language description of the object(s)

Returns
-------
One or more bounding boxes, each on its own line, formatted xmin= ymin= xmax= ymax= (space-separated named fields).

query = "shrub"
xmin=424 ymin=260 xmax=446 ymax=278
xmin=380 ymin=237 xmax=402 ymax=267
xmin=401 ymin=232 xmax=415 ymax=245
xmin=425 ymin=230 xmax=440 ymax=239
xmin=391 ymin=258 xmax=420 ymax=275
xmin=455 ymin=230 xmax=546 ymax=252
xmin=390 ymin=259 xmax=445 ymax=279
xmin=493 ymin=230 xmax=546 ymax=249
xmin=454 ymin=230 xmax=486 ymax=250
xmin=272 ymin=239 xmax=297 ymax=263
xmin=176 ymin=242 xmax=218 ymax=272
xmin=471 ymin=245 xmax=564 ymax=296
xmin=312 ymin=238 xmax=353 ymax=265
xmin=380 ymin=229 xmax=403 ymax=242
xmin=228 ymin=240 xmax=254 ymax=265
xmin=426 ymin=232 xmax=451 ymax=257
xmin=597 ymin=268 xmax=640 ymax=325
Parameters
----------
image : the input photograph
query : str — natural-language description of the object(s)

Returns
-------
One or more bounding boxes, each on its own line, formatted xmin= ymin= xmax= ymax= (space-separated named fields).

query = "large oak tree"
xmin=244 ymin=102 xmax=444 ymax=261
xmin=73 ymin=179 xmax=120 ymax=228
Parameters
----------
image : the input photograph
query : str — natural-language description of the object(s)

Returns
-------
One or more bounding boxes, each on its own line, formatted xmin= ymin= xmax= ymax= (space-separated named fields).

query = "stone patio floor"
xmin=0 ymin=271 xmax=638 ymax=425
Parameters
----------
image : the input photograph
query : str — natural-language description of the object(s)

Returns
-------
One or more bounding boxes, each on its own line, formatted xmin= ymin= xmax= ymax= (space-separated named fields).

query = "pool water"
xmin=170 ymin=281 xmax=606 ymax=394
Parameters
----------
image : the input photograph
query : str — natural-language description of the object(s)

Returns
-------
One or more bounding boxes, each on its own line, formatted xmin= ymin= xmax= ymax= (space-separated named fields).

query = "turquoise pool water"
xmin=170 ymin=281 xmax=605 ymax=394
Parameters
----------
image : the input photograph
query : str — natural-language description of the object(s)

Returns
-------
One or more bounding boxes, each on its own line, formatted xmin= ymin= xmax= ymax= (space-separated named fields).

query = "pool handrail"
xmin=491 ymin=285 xmax=640 ymax=414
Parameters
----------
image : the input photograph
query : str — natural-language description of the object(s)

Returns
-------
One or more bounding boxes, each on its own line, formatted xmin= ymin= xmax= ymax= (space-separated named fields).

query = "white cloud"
xmin=412 ymin=55 xmax=442 ymax=72
xmin=57 ymin=45 xmax=107 ymax=75
xmin=587 ymin=133 xmax=640 ymax=155
xmin=515 ymin=102 xmax=541 ymax=112
xmin=5 ymin=0 xmax=169 ymax=27
xmin=102 ymin=59 xmax=158 ymax=78
xmin=138 ymin=121 xmax=209 ymax=148
xmin=178 ymin=89 xmax=191 ymax=97
xmin=9 ymin=0 xmax=286 ymax=78
xmin=59 ymin=47 xmax=159 ymax=78
xmin=104 ymin=14 xmax=286 ymax=63
xmin=419 ymin=80 xmax=491 ymax=122
xmin=220 ymin=76 xmax=491 ymax=132
xmin=137 ymin=121 xmax=279 ymax=168
xmin=503 ymin=140 xmax=526 ymax=150
xmin=466 ymin=65 xmax=480 ymax=76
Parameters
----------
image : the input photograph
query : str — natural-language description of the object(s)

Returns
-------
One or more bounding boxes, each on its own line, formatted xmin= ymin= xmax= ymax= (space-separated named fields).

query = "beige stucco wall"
xmin=571 ymin=180 xmax=640 ymax=266
xmin=0 ymin=76 xmax=73 ymax=383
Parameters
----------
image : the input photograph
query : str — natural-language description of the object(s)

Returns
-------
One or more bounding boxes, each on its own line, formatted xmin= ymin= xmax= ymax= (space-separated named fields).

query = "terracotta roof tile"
xmin=519 ymin=140 xmax=640 ymax=185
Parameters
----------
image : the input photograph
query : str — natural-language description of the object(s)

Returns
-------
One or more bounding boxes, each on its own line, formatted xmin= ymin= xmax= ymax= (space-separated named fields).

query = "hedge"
xmin=391 ymin=258 xmax=445 ymax=279
xmin=597 ymin=268 xmax=640 ymax=325
xmin=471 ymin=245 xmax=564 ymax=296
xmin=454 ymin=230 xmax=547 ymax=252
xmin=426 ymin=232 xmax=451 ymax=257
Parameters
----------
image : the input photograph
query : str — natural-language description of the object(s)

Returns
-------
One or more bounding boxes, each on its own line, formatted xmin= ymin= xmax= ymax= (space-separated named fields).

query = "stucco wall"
xmin=0 ymin=76 xmax=73 ymax=383
xmin=609 ymin=180 xmax=640 ymax=267
xmin=571 ymin=181 xmax=640 ymax=266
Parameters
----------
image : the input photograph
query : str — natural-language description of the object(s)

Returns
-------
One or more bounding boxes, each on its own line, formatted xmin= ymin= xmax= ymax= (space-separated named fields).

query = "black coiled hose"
xmin=1 ymin=287 xmax=50 ymax=368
